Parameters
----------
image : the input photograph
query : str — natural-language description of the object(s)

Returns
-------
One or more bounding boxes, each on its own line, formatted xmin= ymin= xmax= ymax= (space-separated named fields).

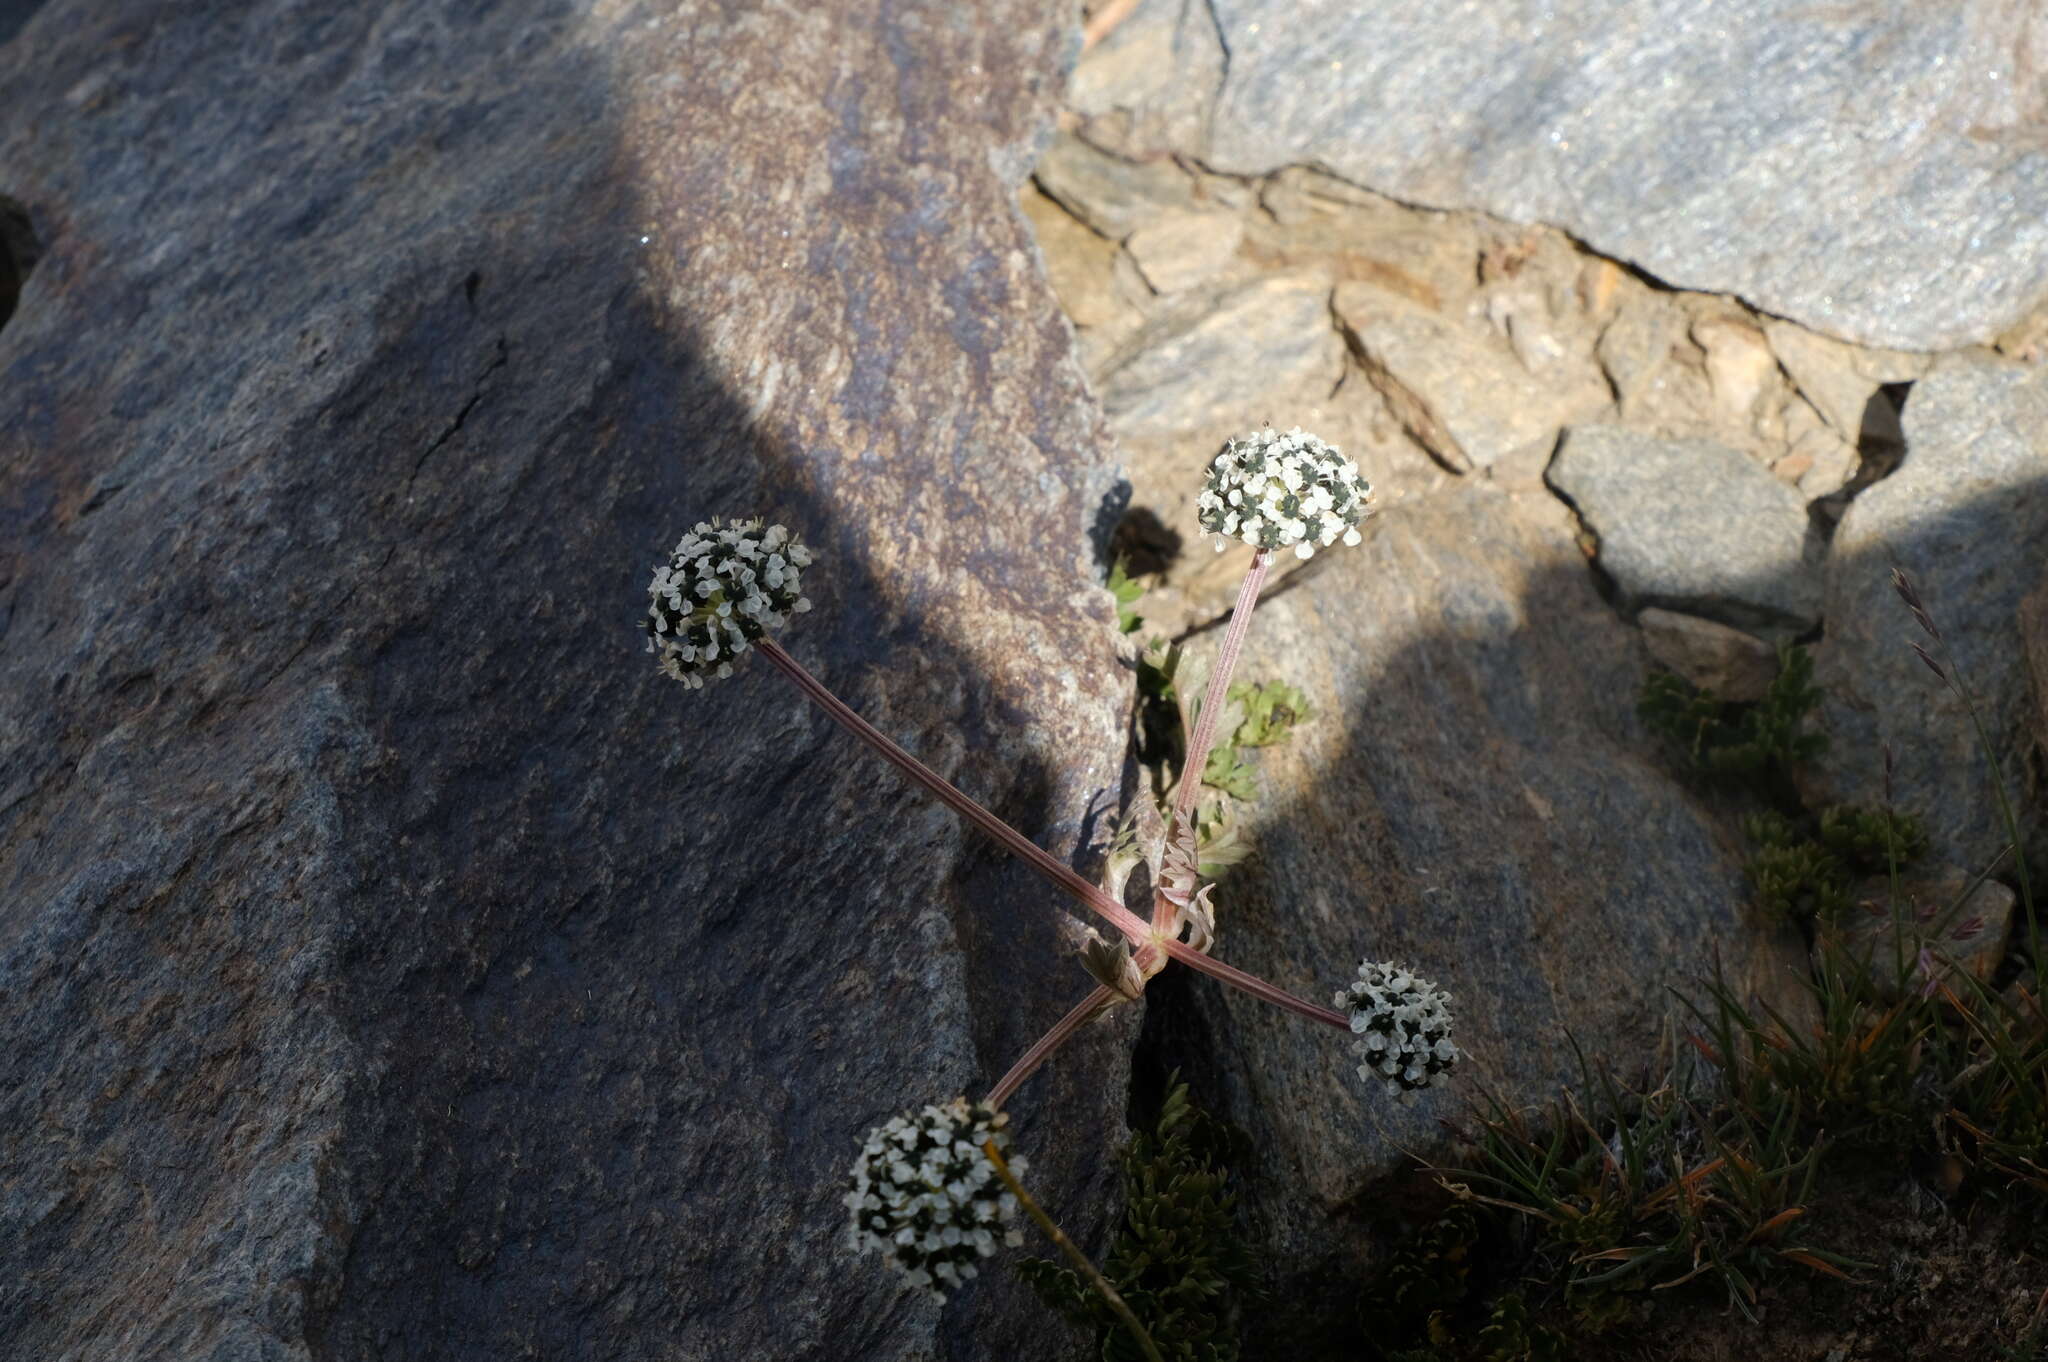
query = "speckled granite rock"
xmin=0 ymin=2 xmax=1133 ymax=1359
xmin=1547 ymin=426 xmax=1823 ymax=632
xmin=1155 ymin=485 xmax=1795 ymax=1338
xmin=1808 ymin=355 xmax=2048 ymax=876
xmin=1075 ymin=0 xmax=2048 ymax=350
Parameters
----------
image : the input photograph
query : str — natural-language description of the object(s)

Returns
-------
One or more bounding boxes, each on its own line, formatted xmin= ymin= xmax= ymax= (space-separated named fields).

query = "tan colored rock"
xmin=1019 ymin=183 xmax=1135 ymax=330
xmin=1764 ymin=318 xmax=1929 ymax=447
xmin=1335 ymin=279 xmax=1608 ymax=474
xmin=1097 ymin=272 xmax=1343 ymax=442
xmin=1824 ymin=879 xmax=2016 ymax=1002
xmin=1124 ymin=208 xmax=1245 ymax=293
xmin=1776 ymin=394 xmax=1861 ymax=497
xmin=1598 ymin=290 xmax=1720 ymax=431
xmin=1033 ymin=130 xmax=1196 ymax=239
xmin=1638 ymin=608 xmax=1779 ymax=702
xmin=1765 ymin=319 xmax=1876 ymax=443
xmin=1694 ymin=316 xmax=1775 ymax=422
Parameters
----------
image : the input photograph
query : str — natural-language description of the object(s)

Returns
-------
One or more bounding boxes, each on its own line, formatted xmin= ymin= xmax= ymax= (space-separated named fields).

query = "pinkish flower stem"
xmin=985 ymin=982 xmax=1122 ymax=1110
xmin=754 ymin=638 xmax=1350 ymax=1038
xmin=1156 ymin=548 xmax=1273 ymax=931
xmin=755 ymin=638 xmax=1152 ymax=946
xmin=1159 ymin=937 xmax=1352 ymax=1029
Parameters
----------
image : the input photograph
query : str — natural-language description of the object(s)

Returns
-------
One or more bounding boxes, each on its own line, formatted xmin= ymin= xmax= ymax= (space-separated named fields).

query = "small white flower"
xmin=1337 ymin=959 xmax=1459 ymax=1094
xmin=1197 ymin=428 xmax=1374 ymax=558
xmin=846 ymin=1098 xmax=1027 ymax=1304
xmin=643 ymin=517 xmax=815 ymax=688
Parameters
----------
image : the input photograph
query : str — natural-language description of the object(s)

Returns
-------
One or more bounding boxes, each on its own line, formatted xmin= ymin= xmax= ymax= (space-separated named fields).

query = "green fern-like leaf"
xmin=1201 ymin=747 xmax=1261 ymax=802
xmin=1226 ymin=680 xmax=1310 ymax=748
xmin=1475 ymin=1293 xmax=1567 ymax=1362
xmin=1019 ymin=1078 xmax=1257 ymax=1362
xmin=1108 ymin=557 xmax=1146 ymax=635
xmin=1639 ymin=645 xmax=1826 ymax=805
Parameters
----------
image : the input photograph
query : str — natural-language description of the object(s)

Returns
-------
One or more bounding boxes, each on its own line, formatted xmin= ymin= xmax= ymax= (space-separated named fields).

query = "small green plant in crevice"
xmin=1640 ymin=643 xmax=1935 ymax=928
xmin=1637 ymin=642 xmax=1826 ymax=802
xmin=1742 ymin=803 xmax=1929 ymax=927
xmin=1108 ymin=556 xmax=1147 ymax=635
xmin=1471 ymin=1293 xmax=1566 ymax=1362
xmin=1018 ymin=1077 xmax=1259 ymax=1362
xmin=1134 ymin=640 xmax=1311 ymax=873
xmin=1358 ymin=1203 xmax=1483 ymax=1348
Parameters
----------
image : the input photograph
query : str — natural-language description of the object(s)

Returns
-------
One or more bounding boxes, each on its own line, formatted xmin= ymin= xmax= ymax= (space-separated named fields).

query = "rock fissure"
xmin=0 ymin=193 xmax=38 ymax=336
xmin=405 ymin=334 xmax=508 ymax=492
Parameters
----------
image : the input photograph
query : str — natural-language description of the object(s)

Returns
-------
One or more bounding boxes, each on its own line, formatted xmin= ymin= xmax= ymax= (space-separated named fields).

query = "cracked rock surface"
xmin=0 ymin=3 xmax=1133 ymax=1359
xmin=1076 ymin=0 xmax=2048 ymax=350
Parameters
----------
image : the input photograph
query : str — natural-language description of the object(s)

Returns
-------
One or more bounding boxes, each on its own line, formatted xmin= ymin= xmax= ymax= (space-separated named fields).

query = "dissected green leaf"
xmin=1020 ymin=1078 xmax=1257 ymax=1361
xmin=1108 ymin=557 xmax=1147 ymax=635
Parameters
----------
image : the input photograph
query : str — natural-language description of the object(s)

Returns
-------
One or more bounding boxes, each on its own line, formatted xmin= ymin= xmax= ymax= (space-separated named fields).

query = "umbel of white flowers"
xmin=642 ymin=518 xmax=812 ymax=688
xmin=1338 ymin=960 xmax=1460 ymax=1095
xmin=1196 ymin=427 xmax=1373 ymax=559
xmin=845 ymin=1098 xmax=1026 ymax=1302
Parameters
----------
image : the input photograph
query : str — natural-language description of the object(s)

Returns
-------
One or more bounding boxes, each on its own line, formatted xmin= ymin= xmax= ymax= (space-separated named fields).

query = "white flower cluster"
xmin=1196 ymin=427 xmax=1373 ymax=559
xmin=643 ymin=518 xmax=812 ymax=688
xmin=1336 ymin=960 xmax=1459 ymax=1095
xmin=844 ymin=1097 xmax=1026 ymax=1302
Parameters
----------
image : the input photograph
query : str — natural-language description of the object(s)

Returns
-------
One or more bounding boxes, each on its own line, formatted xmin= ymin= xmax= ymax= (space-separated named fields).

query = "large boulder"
xmin=1158 ymin=485 xmax=1799 ymax=1342
xmin=1073 ymin=0 xmax=2048 ymax=350
xmin=1808 ymin=355 xmax=2048 ymax=876
xmin=0 ymin=3 xmax=1135 ymax=1359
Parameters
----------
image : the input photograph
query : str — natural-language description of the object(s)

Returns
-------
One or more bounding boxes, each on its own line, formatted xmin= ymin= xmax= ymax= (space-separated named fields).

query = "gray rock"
xmin=1547 ymin=426 xmax=1823 ymax=632
xmin=1079 ymin=0 xmax=2048 ymax=350
xmin=1162 ymin=485 xmax=1793 ymax=1316
xmin=1808 ymin=355 xmax=2048 ymax=876
xmin=0 ymin=3 xmax=1135 ymax=1359
xmin=1638 ymin=607 xmax=1779 ymax=703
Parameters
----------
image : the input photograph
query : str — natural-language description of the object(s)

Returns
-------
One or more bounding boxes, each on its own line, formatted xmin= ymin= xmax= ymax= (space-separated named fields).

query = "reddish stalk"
xmin=756 ymin=638 xmax=1153 ymax=946
xmin=985 ymin=984 xmax=1119 ymax=1110
xmin=1156 ymin=548 xmax=1273 ymax=930
xmin=1160 ymin=938 xmax=1352 ymax=1029
xmin=756 ymin=635 xmax=1349 ymax=1075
